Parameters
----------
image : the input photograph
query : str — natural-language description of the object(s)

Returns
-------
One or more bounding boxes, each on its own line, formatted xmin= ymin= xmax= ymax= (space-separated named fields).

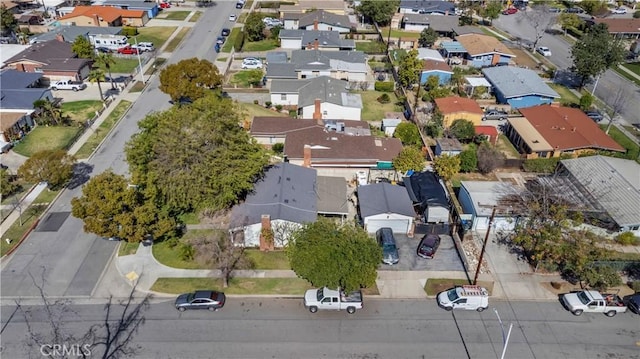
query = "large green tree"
xmin=393 ymin=122 xmax=421 ymax=146
xmin=244 ymin=12 xmax=266 ymax=41
xmin=286 ymin=219 xmax=381 ymax=292
xmin=393 ymin=146 xmax=425 ymax=173
xmin=87 ymin=68 xmax=106 ymax=101
xmin=571 ymin=23 xmax=625 ymax=88
xmin=95 ymin=53 xmax=116 ymax=89
xmin=397 ymin=49 xmax=421 ymax=89
xmin=0 ymin=168 xmax=21 ymax=197
xmin=448 ymin=119 xmax=475 ymax=142
xmin=418 ymin=27 xmax=437 ymax=48
xmin=126 ymin=94 xmax=269 ymax=213
xmin=1 ymin=4 xmax=17 ymax=35
xmin=71 ymin=35 xmax=94 ymax=59
xmin=71 ymin=170 xmax=177 ymax=243
xmin=358 ymin=0 xmax=399 ymax=26
xmin=17 ymin=149 xmax=75 ymax=190
xmin=458 ymin=146 xmax=477 ymax=173
xmin=556 ymin=13 xmax=583 ymax=36
xmin=479 ymin=1 xmax=502 ymax=25
xmin=159 ymin=58 xmax=223 ymax=102
xmin=432 ymin=154 xmax=460 ymax=181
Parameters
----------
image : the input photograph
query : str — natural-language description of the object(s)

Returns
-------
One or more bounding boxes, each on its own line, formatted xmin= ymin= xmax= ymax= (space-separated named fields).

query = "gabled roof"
xmin=560 ymin=156 xmax=640 ymax=226
xmin=517 ymin=105 xmax=624 ymax=152
xmin=422 ymin=59 xmax=452 ymax=73
xmin=482 ymin=66 xmax=559 ymax=99
xmin=399 ymin=0 xmax=456 ymax=14
xmin=229 ymin=163 xmax=318 ymax=227
xmin=291 ymin=49 xmax=366 ymax=71
xmin=279 ymin=29 xmax=355 ymax=49
xmin=265 ymin=63 xmax=297 ymax=79
xmin=102 ymin=0 xmax=157 ymax=10
xmin=403 ymin=14 xmax=460 ymax=31
xmin=29 ymin=25 xmax=123 ymax=43
xmin=592 ymin=18 xmax=640 ymax=34
xmin=0 ymin=69 xmax=43 ymax=89
xmin=298 ymin=9 xmax=352 ymax=28
xmin=434 ymin=96 xmax=483 ymax=115
xmin=358 ymin=183 xmax=415 ymax=218
xmin=266 ymin=51 xmax=288 ymax=64
xmin=250 ymin=116 xmax=370 ymax=137
xmin=417 ymin=48 xmax=444 ymax=62
xmin=284 ymin=127 xmax=403 ymax=165
xmin=271 ymin=76 xmax=362 ymax=109
xmin=456 ymin=33 xmax=515 ymax=57
xmin=439 ymin=41 xmax=466 ymax=53
xmin=0 ymin=111 xmax=30 ymax=132
xmin=59 ymin=5 xmax=126 ymax=22
xmin=0 ymin=88 xmax=50 ymax=110
xmin=474 ymin=125 xmax=498 ymax=137
xmin=5 ymin=39 xmax=76 ymax=66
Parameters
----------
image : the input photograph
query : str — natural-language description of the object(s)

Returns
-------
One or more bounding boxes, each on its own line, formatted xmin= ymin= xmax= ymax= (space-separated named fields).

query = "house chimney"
xmin=312 ymin=98 xmax=322 ymax=122
xmin=314 ymin=19 xmax=318 ymax=30
xmin=303 ymin=145 xmax=312 ymax=167
xmin=314 ymin=38 xmax=319 ymax=49
xmin=259 ymin=214 xmax=274 ymax=251
xmin=55 ymin=33 xmax=65 ymax=42
xmin=306 ymin=42 xmax=313 ymax=49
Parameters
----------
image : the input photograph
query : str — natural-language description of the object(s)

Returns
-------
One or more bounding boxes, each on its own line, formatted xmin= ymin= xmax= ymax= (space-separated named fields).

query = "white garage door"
xmin=366 ymin=219 xmax=410 ymax=234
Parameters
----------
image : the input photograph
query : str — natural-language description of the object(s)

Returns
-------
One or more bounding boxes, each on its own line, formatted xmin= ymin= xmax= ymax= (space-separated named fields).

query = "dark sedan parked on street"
xmin=175 ymin=290 xmax=226 ymax=311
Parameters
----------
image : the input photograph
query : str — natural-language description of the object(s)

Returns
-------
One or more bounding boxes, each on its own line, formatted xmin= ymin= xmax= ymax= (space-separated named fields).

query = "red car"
xmin=159 ymin=2 xmax=171 ymax=8
xmin=117 ymin=46 xmax=139 ymax=55
xmin=502 ymin=7 xmax=517 ymax=15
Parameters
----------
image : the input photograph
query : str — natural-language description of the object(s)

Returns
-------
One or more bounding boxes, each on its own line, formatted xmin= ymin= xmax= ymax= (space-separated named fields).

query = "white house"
xmin=458 ymin=181 xmax=520 ymax=232
xmin=358 ymin=183 xmax=416 ymax=235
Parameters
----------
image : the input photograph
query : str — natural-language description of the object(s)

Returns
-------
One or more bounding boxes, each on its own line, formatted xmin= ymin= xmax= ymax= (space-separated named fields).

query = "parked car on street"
xmin=584 ymin=110 xmax=604 ymax=122
xmin=376 ymin=227 xmax=399 ymax=265
xmin=229 ymin=14 xmax=237 ymax=22
xmin=627 ymin=292 xmax=640 ymax=314
xmin=96 ymin=47 xmax=111 ymax=53
xmin=216 ymin=36 xmax=225 ymax=45
xmin=303 ymin=287 xmax=363 ymax=314
xmin=561 ymin=290 xmax=628 ymax=316
xmin=564 ymin=7 xmax=584 ymax=13
xmin=236 ymin=1 xmax=243 ymax=8
xmin=536 ymin=46 xmax=552 ymax=57
xmin=482 ymin=109 xmax=508 ymax=121
xmin=416 ymin=234 xmax=441 ymax=259
xmin=117 ymin=46 xmax=139 ymax=55
xmin=159 ymin=1 xmax=170 ymax=8
xmin=175 ymin=290 xmax=225 ymax=311
xmin=221 ymin=28 xmax=230 ymax=37
xmin=214 ymin=43 xmax=221 ymax=52
xmin=502 ymin=7 xmax=517 ymax=15
xmin=437 ymin=285 xmax=489 ymax=312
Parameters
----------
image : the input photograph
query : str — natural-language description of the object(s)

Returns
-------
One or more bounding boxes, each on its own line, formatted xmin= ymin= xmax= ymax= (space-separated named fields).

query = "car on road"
xmin=214 ymin=43 xmax=221 ymax=52
xmin=235 ymin=1 xmax=243 ymax=8
xmin=549 ymin=7 xmax=561 ymax=13
xmin=561 ymin=290 xmax=628 ymax=316
xmin=437 ymin=285 xmax=489 ymax=312
xmin=584 ymin=110 xmax=604 ymax=122
xmin=169 ymin=96 xmax=193 ymax=105
xmin=376 ymin=227 xmax=399 ymax=265
xmin=627 ymin=292 xmax=640 ymax=314
xmin=159 ymin=1 xmax=170 ymax=8
xmin=611 ymin=7 xmax=627 ymax=14
xmin=117 ymin=46 xmax=139 ymax=55
xmin=564 ymin=7 xmax=584 ymax=13
xmin=537 ymin=46 xmax=552 ymax=57
xmin=482 ymin=109 xmax=509 ymax=121
xmin=216 ymin=36 xmax=225 ymax=45
xmin=417 ymin=234 xmax=441 ymax=259
xmin=175 ymin=290 xmax=225 ymax=311
xmin=101 ymin=236 xmax=121 ymax=241
xmin=221 ymin=28 xmax=230 ymax=37
xmin=229 ymin=14 xmax=237 ymax=22
xmin=502 ymin=7 xmax=517 ymax=15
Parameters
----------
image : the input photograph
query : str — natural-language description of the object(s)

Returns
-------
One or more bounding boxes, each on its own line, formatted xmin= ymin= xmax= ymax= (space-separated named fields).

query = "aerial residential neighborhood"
xmin=0 ymin=0 xmax=639 ymax=357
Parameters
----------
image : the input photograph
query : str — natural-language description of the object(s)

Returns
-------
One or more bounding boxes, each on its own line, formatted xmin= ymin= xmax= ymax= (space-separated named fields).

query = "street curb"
xmin=89 ymin=243 xmax=119 ymax=298
xmin=87 ymin=100 xmax=133 ymax=162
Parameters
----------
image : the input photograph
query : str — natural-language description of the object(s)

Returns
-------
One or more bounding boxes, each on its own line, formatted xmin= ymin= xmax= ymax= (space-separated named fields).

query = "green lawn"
xmin=229 ymin=70 xmax=264 ymax=87
xmin=222 ymin=28 xmax=241 ymax=52
xmin=13 ymin=126 xmax=82 ymax=157
xmin=32 ymin=188 xmax=59 ymax=204
xmin=245 ymin=249 xmax=290 ymax=270
xmin=357 ymin=91 xmax=404 ymax=121
xmin=0 ymin=204 xmax=46 ymax=256
xmin=152 ymin=230 xmax=212 ymax=269
xmin=188 ymin=11 xmax=202 ymax=22
xmin=163 ymin=11 xmax=190 ymax=20
xmin=104 ymin=59 xmax=140 ymax=74
xmin=145 ymin=57 xmax=167 ymax=75
xmin=240 ymin=102 xmax=289 ymax=122
xmin=355 ymin=41 xmax=386 ymax=54
xmin=622 ymin=62 xmax=640 ymax=76
xmin=548 ymin=83 xmax=580 ymax=105
xmin=614 ymin=65 xmax=640 ymax=87
xmin=379 ymin=27 xmax=420 ymax=39
xmin=600 ymin=124 xmax=640 ymax=161
xmin=424 ymin=278 xmax=494 ymax=296
xmin=129 ymin=26 xmax=177 ymax=49
xmin=242 ymin=39 xmax=279 ymax=52
xmin=151 ymin=277 xmax=313 ymax=295
xmin=118 ymin=241 xmax=139 ymax=256
xmin=74 ymin=100 xmax=131 ymax=159
xmin=61 ymin=100 xmax=103 ymax=123
xmin=165 ymin=27 xmax=190 ymax=52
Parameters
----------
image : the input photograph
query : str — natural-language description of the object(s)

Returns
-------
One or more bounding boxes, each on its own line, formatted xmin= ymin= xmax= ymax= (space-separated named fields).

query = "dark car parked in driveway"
xmin=376 ymin=228 xmax=399 ymax=265
xmin=482 ymin=109 xmax=508 ymax=121
xmin=175 ymin=290 xmax=225 ymax=311
xmin=417 ymin=234 xmax=441 ymax=259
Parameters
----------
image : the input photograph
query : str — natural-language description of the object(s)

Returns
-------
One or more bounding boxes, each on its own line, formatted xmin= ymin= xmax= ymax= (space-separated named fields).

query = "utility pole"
xmin=474 ymin=207 xmax=496 ymax=285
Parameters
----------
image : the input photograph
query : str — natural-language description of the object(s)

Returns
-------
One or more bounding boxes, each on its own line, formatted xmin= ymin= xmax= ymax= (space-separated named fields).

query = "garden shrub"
xmin=121 ymin=26 xmax=138 ymax=37
xmin=375 ymin=81 xmax=394 ymax=92
xmin=377 ymin=93 xmax=391 ymax=103
xmin=272 ymin=143 xmax=284 ymax=154
xmin=615 ymin=232 xmax=639 ymax=246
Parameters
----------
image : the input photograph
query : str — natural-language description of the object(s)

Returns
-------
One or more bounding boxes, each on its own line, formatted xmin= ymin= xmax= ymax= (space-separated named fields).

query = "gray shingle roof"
xmin=298 ymin=9 xmax=352 ymax=29
xmin=270 ymin=78 xmax=311 ymax=93
xmin=0 ymin=69 xmax=43 ymax=89
xmin=358 ymin=183 xmax=415 ymax=218
xmin=29 ymin=25 xmax=122 ymax=44
xmin=0 ymin=88 xmax=50 ymax=110
xmin=229 ymin=163 xmax=318 ymax=227
xmin=482 ymin=66 xmax=559 ymax=99
xmin=291 ymin=49 xmax=366 ymax=71
xmin=266 ymin=63 xmax=297 ymax=79
xmin=399 ymin=0 xmax=456 ymax=14
xmin=5 ymin=40 xmax=76 ymax=65
xmin=279 ymin=30 xmax=355 ymax=49
xmin=271 ymin=76 xmax=362 ymax=108
xmin=266 ymin=51 xmax=288 ymax=64
xmin=560 ymin=156 xmax=640 ymax=227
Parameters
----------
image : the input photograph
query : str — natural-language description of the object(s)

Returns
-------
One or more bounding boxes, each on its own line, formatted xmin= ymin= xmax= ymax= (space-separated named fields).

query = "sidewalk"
xmin=0 ymin=182 xmax=48 ymax=238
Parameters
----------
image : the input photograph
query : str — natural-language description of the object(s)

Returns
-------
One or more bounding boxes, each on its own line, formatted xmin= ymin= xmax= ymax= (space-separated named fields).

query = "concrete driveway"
xmin=379 ymin=233 xmax=465 ymax=272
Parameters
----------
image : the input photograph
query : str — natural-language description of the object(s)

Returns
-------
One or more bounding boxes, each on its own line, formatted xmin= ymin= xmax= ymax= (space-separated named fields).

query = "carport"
xmin=357 ymin=183 xmax=415 ymax=235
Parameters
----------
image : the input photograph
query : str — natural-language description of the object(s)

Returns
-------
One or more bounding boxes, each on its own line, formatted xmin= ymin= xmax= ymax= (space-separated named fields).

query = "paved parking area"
xmin=379 ymin=233 xmax=465 ymax=272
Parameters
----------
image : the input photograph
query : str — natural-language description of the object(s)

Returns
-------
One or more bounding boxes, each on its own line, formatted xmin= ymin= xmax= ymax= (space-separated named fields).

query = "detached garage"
xmin=358 ymin=183 xmax=416 ymax=235
xmin=458 ymin=181 xmax=520 ymax=232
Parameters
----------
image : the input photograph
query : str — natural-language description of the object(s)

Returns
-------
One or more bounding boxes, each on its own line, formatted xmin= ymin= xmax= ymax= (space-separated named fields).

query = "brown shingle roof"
xmin=519 ymin=105 xmax=625 ymax=152
xmin=456 ymin=33 xmax=515 ymax=57
xmin=0 ymin=112 xmax=28 ymax=132
xmin=422 ymin=59 xmax=452 ymax=72
xmin=5 ymin=40 xmax=76 ymax=66
xmin=593 ymin=18 xmax=640 ymax=34
xmin=434 ymin=96 xmax=483 ymax=115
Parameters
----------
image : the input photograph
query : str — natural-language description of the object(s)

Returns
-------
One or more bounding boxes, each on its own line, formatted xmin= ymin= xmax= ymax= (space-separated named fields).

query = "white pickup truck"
xmin=303 ymin=287 xmax=363 ymax=314
xmin=561 ymin=290 xmax=628 ymax=317
xmin=50 ymin=80 xmax=87 ymax=91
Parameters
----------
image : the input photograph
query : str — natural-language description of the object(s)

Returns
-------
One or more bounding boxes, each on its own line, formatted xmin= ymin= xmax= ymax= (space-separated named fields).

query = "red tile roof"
xmin=475 ymin=125 xmax=498 ymax=145
xmin=519 ymin=105 xmax=625 ymax=152
xmin=434 ymin=96 xmax=483 ymax=115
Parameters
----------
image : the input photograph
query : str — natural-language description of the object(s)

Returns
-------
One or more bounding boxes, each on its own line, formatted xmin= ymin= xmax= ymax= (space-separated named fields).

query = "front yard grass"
xmin=357 ymin=91 xmax=404 ymax=121
xmin=13 ymin=126 xmax=82 ymax=157
xmin=424 ymin=278 xmax=494 ymax=296
xmin=0 ymin=204 xmax=46 ymax=257
xmin=129 ymin=26 xmax=177 ymax=49
xmin=239 ymin=102 xmax=289 ymax=122
xmin=229 ymin=70 xmax=264 ymax=87
xmin=178 ymin=212 xmax=200 ymax=224
xmin=188 ymin=11 xmax=202 ymax=22
xmin=165 ymin=27 xmax=190 ymax=52
xmin=600 ymin=124 xmax=640 ymax=161
xmin=104 ymin=59 xmax=140 ymax=74
xmin=151 ymin=277 xmax=313 ymax=295
xmin=152 ymin=230 xmax=212 ymax=269
xmin=222 ymin=28 xmax=241 ymax=52
xmin=548 ymin=83 xmax=579 ymax=106
xmin=245 ymin=249 xmax=290 ymax=270
xmin=61 ymin=100 xmax=103 ymax=123
xmin=118 ymin=241 xmax=139 ymax=256
xmin=621 ymin=62 xmax=640 ymax=76
xmin=242 ymin=39 xmax=279 ymax=51
xmin=379 ymin=27 xmax=420 ymax=39
xmin=355 ymin=40 xmax=386 ymax=54
xmin=74 ymin=100 xmax=131 ymax=159
xmin=163 ymin=11 xmax=190 ymax=21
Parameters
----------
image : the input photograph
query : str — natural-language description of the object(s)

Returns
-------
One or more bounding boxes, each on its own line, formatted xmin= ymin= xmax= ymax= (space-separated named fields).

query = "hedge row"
xmin=375 ymin=81 xmax=394 ymax=92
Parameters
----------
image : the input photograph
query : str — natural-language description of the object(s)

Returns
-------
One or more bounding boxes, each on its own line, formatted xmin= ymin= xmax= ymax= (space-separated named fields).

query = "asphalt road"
xmin=0 ymin=2 xmax=235 ymax=298
xmin=493 ymin=9 xmax=640 ymax=126
xmin=1 ymin=299 xmax=638 ymax=358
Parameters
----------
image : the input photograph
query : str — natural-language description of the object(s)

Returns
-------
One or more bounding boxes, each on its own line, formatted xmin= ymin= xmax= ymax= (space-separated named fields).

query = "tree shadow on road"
xmin=67 ymin=162 xmax=94 ymax=189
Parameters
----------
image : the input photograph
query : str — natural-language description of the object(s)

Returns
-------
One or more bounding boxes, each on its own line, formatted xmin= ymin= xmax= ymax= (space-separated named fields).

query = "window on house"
xmin=281 ymin=94 xmax=286 ymax=100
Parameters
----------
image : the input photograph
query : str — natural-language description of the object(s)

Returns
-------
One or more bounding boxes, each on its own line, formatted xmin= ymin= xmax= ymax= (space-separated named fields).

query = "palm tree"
xmin=95 ymin=53 xmax=116 ymax=89
xmin=32 ymin=99 xmax=63 ymax=126
xmin=88 ymin=68 xmax=106 ymax=101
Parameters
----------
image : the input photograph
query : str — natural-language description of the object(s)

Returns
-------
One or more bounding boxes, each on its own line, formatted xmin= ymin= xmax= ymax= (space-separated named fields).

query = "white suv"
xmin=133 ymin=42 xmax=155 ymax=52
xmin=437 ymin=285 xmax=489 ymax=312
xmin=241 ymin=58 xmax=263 ymax=69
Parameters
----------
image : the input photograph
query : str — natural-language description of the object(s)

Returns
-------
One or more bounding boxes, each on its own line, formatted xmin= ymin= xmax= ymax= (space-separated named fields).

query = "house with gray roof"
xmin=482 ymin=67 xmax=559 ymax=109
xmin=403 ymin=13 xmax=460 ymax=37
xmin=270 ymin=76 xmax=362 ymax=120
xmin=358 ymin=182 xmax=416 ymax=235
xmin=250 ymin=116 xmax=370 ymax=145
xmin=229 ymin=163 xmax=348 ymax=247
xmin=29 ymin=25 xmax=122 ymax=44
xmin=0 ymin=69 xmax=51 ymax=142
xmin=266 ymin=51 xmax=288 ymax=65
xmin=458 ymin=181 xmax=521 ymax=231
xmin=399 ymin=0 xmax=456 ymax=15
xmin=282 ymin=50 xmax=368 ymax=82
xmin=284 ymin=9 xmax=352 ymax=33
xmin=279 ymin=29 xmax=355 ymax=50
xmin=557 ymin=156 xmax=640 ymax=236
xmin=4 ymin=39 xmax=92 ymax=81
